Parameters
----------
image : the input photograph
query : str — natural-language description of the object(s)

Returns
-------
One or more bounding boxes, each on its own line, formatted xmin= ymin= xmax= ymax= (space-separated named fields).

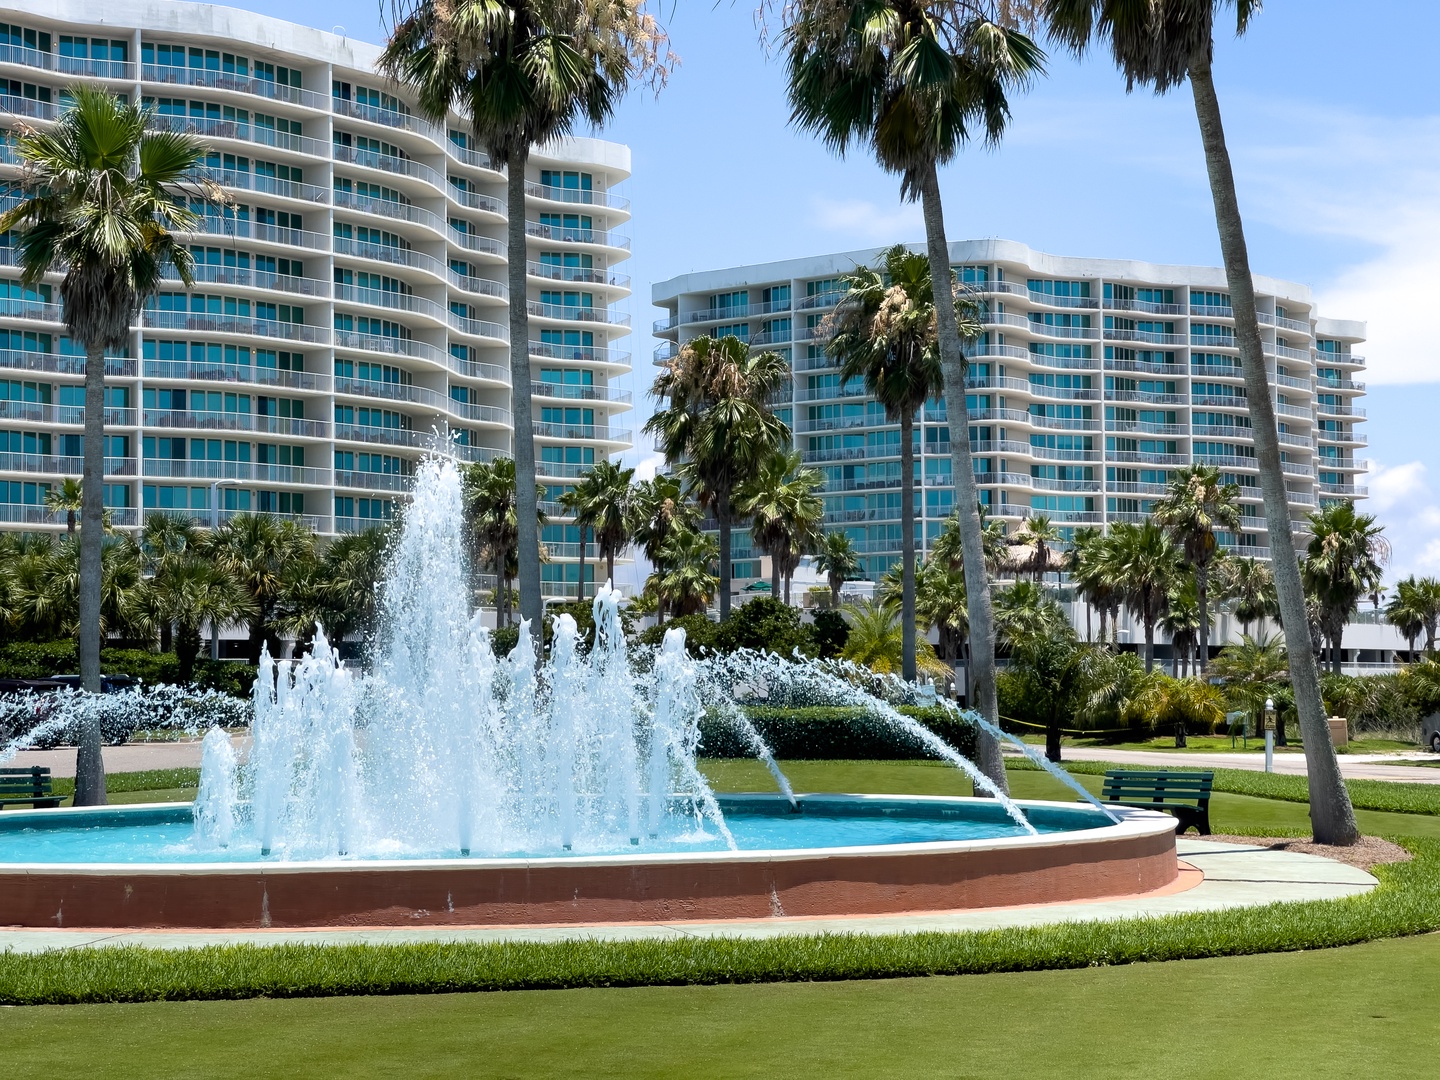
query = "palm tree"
xmin=1041 ymin=0 xmax=1359 ymax=844
xmin=1109 ymin=520 xmax=1178 ymax=673
xmin=1386 ymin=576 xmax=1426 ymax=662
xmin=738 ymin=449 xmax=824 ymax=604
xmin=1301 ymin=502 xmax=1388 ymax=675
xmin=280 ymin=528 xmax=391 ymax=651
xmin=1415 ymin=578 xmax=1440 ymax=655
xmin=45 ymin=478 xmax=84 ymax=535
xmin=915 ymin=558 xmax=970 ymax=666
xmin=146 ymin=557 xmax=255 ymax=683
xmin=645 ymin=335 xmax=791 ymax=620
xmin=1212 ymin=631 xmax=1288 ymax=743
xmin=841 ymin=598 xmax=951 ymax=678
xmin=0 ymin=86 xmax=213 ymax=805
xmin=827 ymin=245 xmax=966 ymax=678
xmin=1130 ymin=674 xmax=1226 ymax=748
xmin=1161 ymin=576 xmax=1203 ymax=679
xmin=1221 ymin=555 xmax=1278 ymax=639
xmin=1069 ymin=526 xmax=1116 ymax=641
xmin=784 ymin=2 xmax=1043 ymax=793
xmin=208 ymin=513 xmax=317 ymax=662
xmin=814 ymin=530 xmax=863 ymax=609
xmin=632 ymin=473 xmax=699 ymax=625
xmin=556 ymin=482 xmax=593 ymax=604
xmin=565 ymin=460 xmax=635 ymax=596
xmin=1009 ymin=635 xmax=1110 ymax=762
xmin=381 ymin=1 xmax=668 ymax=635
xmin=464 ymin=457 xmax=547 ymax=624
xmin=1151 ymin=463 xmax=1240 ymax=673
xmin=653 ymin=526 xmax=719 ymax=618
xmin=993 ymin=580 xmax=1071 ymax=653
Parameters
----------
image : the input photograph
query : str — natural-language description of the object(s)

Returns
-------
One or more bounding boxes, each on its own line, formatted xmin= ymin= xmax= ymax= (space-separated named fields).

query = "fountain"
xmin=0 ymin=459 xmax=1179 ymax=930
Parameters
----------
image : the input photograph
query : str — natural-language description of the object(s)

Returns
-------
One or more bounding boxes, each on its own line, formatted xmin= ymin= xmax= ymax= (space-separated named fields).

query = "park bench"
xmin=0 ymin=766 xmax=63 ymax=810
xmin=1101 ymin=769 xmax=1213 ymax=835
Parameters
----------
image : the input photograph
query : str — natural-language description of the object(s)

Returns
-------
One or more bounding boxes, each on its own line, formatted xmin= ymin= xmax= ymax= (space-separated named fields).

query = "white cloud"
xmin=810 ymin=196 xmax=924 ymax=244
xmin=1362 ymin=459 xmax=1440 ymax=580
xmin=626 ymin=450 xmax=667 ymax=482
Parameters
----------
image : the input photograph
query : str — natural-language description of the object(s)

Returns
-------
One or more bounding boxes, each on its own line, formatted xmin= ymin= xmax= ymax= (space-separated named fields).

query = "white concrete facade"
xmin=653 ymin=239 xmax=1367 ymax=584
xmin=0 ymin=0 xmax=632 ymax=597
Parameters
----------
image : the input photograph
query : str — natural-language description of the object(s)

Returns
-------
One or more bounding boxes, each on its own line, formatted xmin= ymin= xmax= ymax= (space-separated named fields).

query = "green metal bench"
xmin=0 ymin=767 xmax=63 ymax=810
xmin=1101 ymin=769 xmax=1213 ymax=835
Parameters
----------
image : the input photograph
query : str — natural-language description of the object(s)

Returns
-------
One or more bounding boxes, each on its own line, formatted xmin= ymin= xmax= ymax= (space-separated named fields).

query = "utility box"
xmin=1328 ymin=717 xmax=1349 ymax=748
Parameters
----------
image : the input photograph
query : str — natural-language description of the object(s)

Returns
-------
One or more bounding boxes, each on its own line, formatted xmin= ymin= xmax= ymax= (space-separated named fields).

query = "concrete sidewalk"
xmin=4 ymin=737 xmax=247 ymax=779
xmin=1040 ymin=746 xmax=1440 ymax=785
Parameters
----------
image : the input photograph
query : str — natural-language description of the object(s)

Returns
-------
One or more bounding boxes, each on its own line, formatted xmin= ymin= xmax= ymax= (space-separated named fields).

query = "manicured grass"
xmin=47 ymin=768 xmax=199 ymax=808
xmin=2 ymin=933 xmax=1438 ymax=1078
xmin=701 ymin=758 xmax=1440 ymax=838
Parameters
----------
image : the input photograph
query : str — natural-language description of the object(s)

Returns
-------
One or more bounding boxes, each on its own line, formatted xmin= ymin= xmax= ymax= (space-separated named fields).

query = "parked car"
xmin=1424 ymin=714 xmax=1440 ymax=754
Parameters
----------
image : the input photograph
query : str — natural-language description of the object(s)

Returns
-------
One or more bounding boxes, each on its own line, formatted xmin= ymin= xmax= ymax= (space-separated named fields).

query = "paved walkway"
xmin=1046 ymin=746 xmax=1440 ymax=785
xmin=0 ymin=840 xmax=1378 ymax=953
xmin=4 ymin=738 xmax=247 ymax=778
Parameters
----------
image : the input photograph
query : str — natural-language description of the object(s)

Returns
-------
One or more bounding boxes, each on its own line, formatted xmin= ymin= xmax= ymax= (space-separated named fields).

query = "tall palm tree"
xmin=631 ymin=473 xmax=699 ymax=626
xmin=564 ymin=460 xmax=635 ymax=597
xmin=1221 ymin=555 xmax=1278 ymax=639
xmin=1386 ymin=576 xmax=1426 ymax=662
xmin=993 ymin=579 xmax=1071 ymax=653
xmin=653 ymin=525 xmax=720 ymax=619
xmin=1211 ymin=630 xmax=1287 ymax=742
xmin=1151 ymin=463 xmax=1240 ymax=673
xmin=464 ymin=457 xmax=546 ymax=625
xmin=280 ymin=528 xmax=392 ymax=650
xmin=1161 ymin=576 xmax=1203 ymax=679
xmin=785 ymin=4 xmax=1042 ymax=791
xmin=1415 ymin=578 xmax=1440 ymax=655
xmin=45 ymin=478 xmax=84 ymax=535
xmin=1109 ymin=520 xmax=1178 ymax=673
xmin=1041 ymin=0 xmax=1359 ymax=844
xmin=915 ymin=557 xmax=970 ymax=665
xmin=381 ymin=0 xmax=668 ymax=636
xmin=146 ymin=556 xmax=255 ymax=683
xmin=827 ymin=245 xmax=969 ymax=678
xmin=1069 ymin=526 xmax=1112 ymax=641
xmin=207 ymin=513 xmax=317 ymax=663
xmin=0 ymin=86 xmax=213 ymax=805
xmin=738 ymin=449 xmax=824 ymax=604
xmin=1301 ymin=501 xmax=1388 ymax=675
xmin=645 ymin=334 xmax=791 ymax=620
xmin=814 ymin=530 xmax=863 ymax=609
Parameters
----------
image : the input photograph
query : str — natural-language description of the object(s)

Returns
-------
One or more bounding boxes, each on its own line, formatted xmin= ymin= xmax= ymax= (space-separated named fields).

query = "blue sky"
xmin=233 ymin=0 xmax=1440 ymax=580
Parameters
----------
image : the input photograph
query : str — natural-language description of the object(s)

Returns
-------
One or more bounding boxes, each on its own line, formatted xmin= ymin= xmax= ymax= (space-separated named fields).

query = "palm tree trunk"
xmin=899 ymin=410 xmax=917 ymax=682
xmin=830 ymin=575 xmax=841 ymax=610
xmin=506 ymin=148 xmax=542 ymax=636
xmin=918 ymin=161 xmax=1006 ymax=795
xmin=606 ymin=547 xmax=616 ymax=592
xmin=577 ymin=524 xmax=587 ymax=602
xmin=1085 ymin=603 xmax=1092 ymax=643
xmin=717 ymin=487 xmax=733 ymax=620
xmin=1332 ymin=630 xmax=1344 ymax=675
xmin=73 ymin=345 xmax=107 ymax=807
xmin=1144 ymin=610 xmax=1155 ymax=673
xmin=770 ymin=543 xmax=781 ymax=599
xmin=1196 ymin=563 xmax=1210 ymax=674
xmin=1190 ymin=50 xmax=1356 ymax=844
xmin=1098 ymin=605 xmax=1107 ymax=644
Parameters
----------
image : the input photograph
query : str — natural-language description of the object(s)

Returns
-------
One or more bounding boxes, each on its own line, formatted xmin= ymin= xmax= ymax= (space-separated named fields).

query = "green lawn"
xmin=700 ymin=758 xmax=1440 ymax=839
xmin=2 ymin=933 xmax=1437 ymax=1078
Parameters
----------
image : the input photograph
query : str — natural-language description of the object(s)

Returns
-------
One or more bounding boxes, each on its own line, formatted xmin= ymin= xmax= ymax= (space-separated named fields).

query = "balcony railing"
xmin=142 ymin=459 xmax=330 ymax=485
xmin=143 ymin=360 xmax=330 ymax=392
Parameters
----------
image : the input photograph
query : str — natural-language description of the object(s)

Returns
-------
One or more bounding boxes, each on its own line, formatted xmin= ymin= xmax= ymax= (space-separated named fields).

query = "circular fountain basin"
xmin=0 ymin=796 xmax=1178 ymax=930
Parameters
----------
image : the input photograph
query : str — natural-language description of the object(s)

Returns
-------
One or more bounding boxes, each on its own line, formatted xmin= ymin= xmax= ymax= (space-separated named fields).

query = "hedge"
xmin=0 ymin=641 xmax=255 ymax=698
xmin=699 ymin=705 xmax=977 ymax=762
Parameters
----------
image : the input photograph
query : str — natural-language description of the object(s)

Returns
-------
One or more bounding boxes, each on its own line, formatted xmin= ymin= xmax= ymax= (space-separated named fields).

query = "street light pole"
xmin=208 ymin=479 xmax=240 ymax=660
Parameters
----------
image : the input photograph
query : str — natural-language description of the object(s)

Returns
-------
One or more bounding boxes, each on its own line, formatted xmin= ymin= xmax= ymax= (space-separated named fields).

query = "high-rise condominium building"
xmin=653 ymin=240 xmax=1366 ymax=583
xmin=0 ymin=0 xmax=632 ymax=597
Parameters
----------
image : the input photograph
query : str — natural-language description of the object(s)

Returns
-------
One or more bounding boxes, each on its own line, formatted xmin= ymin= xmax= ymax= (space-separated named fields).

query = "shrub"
xmin=636 ymin=614 xmax=720 ymax=655
xmin=0 ymin=641 xmax=255 ymax=698
xmin=714 ymin=598 xmax=816 ymax=658
xmin=810 ymin=609 xmax=849 ymax=660
xmin=490 ymin=625 xmax=520 ymax=658
xmin=699 ymin=704 xmax=976 ymax=761
xmin=0 ymin=684 xmax=252 ymax=748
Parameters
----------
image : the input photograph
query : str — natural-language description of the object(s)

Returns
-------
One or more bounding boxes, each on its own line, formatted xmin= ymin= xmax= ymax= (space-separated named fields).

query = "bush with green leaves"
xmin=0 ymin=684 xmax=252 ymax=748
xmin=0 ymin=641 xmax=255 ymax=698
xmin=714 ymin=597 xmax=817 ymax=658
xmin=699 ymin=704 xmax=976 ymax=761
xmin=810 ymin=609 xmax=850 ymax=659
xmin=636 ymin=614 xmax=720 ymax=654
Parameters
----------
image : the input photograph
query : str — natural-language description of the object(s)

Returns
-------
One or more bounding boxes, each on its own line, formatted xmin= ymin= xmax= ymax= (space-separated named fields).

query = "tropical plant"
xmin=1301 ymin=501 xmax=1388 ymax=675
xmin=1069 ymin=526 xmax=1120 ymax=642
xmin=631 ymin=473 xmax=699 ymax=624
xmin=1041 ymin=0 xmax=1359 ymax=844
xmin=737 ymin=449 xmax=824 ymax=604
xmin=207 ymin=513 xmax=317 ymax=663
xmin=784 ymin=0 xmax=1044 ymax=793
xmin=566 ymin=460 xmax=635 ymax=594
xmin=1221 ymin=555 xmax=1278 ymax=638
xmin=280 ymin=528 xmax=391 ymax=650
xmin=652 ymin=526 xmax=719 ymax=619
xmin=840 ymin=599 xmax=950 ymax=678
xmin=915 ymin=559 xmax=969 ymax=665
xmin=1128 ymin=674 xmax=1227 ymax=747
xmin=993 ymin=579 xmax=1072 ymax=653
xmin=380 ymin=0 xmax=669 ymax=633
xmin=645 ymin=334 xmax=791 ymax=619
xmin=0 ymin=85 xmax=215 ymax=804
xmin=1151 ymin=463 xmax=1240 ymax=673
xmin=1012 ymin=514 xmax=1064 ymax=585
xmin=1160 ymin=575 xmax=1203 ymax=679
xmin=1108 ymin=520 xmax=1178 ymax=673
xmin=1008 ymin=635 xmax=1114 ymax=761
xmin=463 ymin=457 xmax=546 ymax=626
xmin=1386 ymin=576 xmax=1427 ymax=661
xmin=813 ymin=530 xmax=863 ymax=609
xmin=1211 ymin=631 xmax=1288 ymax=743
xmin=45 ymin=478 xmax=84 ymax=535
xmin=827 ymin=245 xmax=964 ymax=678
xmin=144 ymin=552 xmax=255 ymax=683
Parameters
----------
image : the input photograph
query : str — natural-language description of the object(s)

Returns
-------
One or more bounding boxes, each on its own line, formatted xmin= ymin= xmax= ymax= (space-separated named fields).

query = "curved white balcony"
xmin=164 ymin=263 xmax=330 ymax=298
xmin=531 ymin=382 xmax=631 ymax=405
xmin=141 ymin=310 xmax=329 ymax=343
xmin=1027 ymin=290 xmax=1100 ymax=310
xmin=0 ymin=45 xmax=133 ymax=80
xmin=185 ymin=218 xmax=331 ymax=251
xmin=524 ymin=220 xmax=630 ymax=252
xmin=531 ymin=422 xmax=630 ymax=445
xmin=0 ymin=452 xmax=134 ymax=476
xmin=206 ymin=168 xmax=330 ymax=205
xmin=534 ymin=340 xmax=631 ymax=370
xmin=524 ymin=181 xmax=630 ymax=213
xmin=149 ymin=113 xmax=328 ymax=158
xmin=0 ymin=402 xmax=134 ymax=426
xmin=335 ymin=470 xmax=415 ymax=493
xmin=143 ymin=360 xmax=331 ymax=393
xmin=141 ymin=64 xmax=330 ymax=110
xmin=334 ymin=332 xmax=452 ymax=372
xmin=142 ymin=410 xmax=329 ymax=438
xmin=142 ymin=459 xmax=331 ymax=486
xmin=0 ymin=350 xmax=132 ymax=377
xmin=1104 ymin=297 xmax=1184 ymax=316
xmin=528 ymin=302 xmax=629 ymax=327
xmin=527 ymin=260 xmax=630 ymax=291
